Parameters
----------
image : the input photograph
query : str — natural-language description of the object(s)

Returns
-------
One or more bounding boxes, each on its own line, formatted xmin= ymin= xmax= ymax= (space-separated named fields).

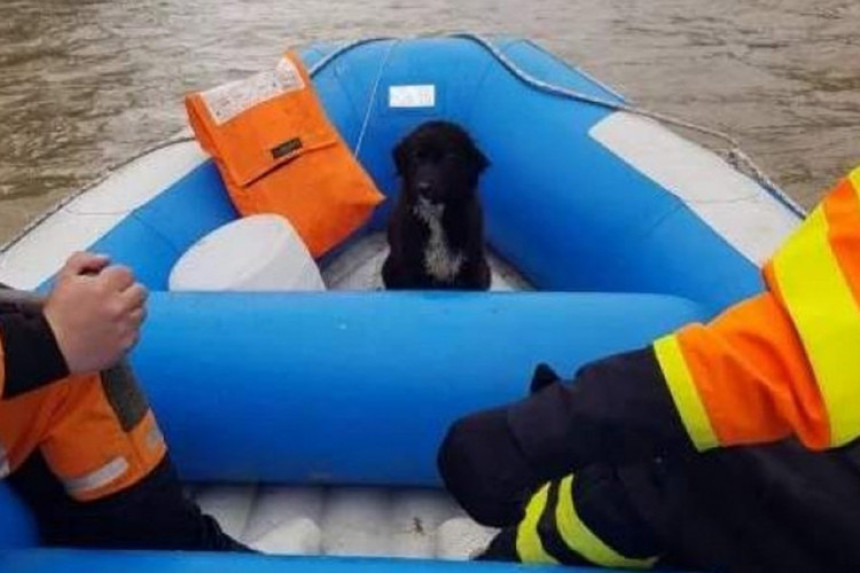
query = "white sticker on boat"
xmin=590 ymin=112 xmax=801 ymax=264
xmin=389 ymin=85 xmax=436 ymax=108
xmin=202 ymin=57 xmax=305 ymax=125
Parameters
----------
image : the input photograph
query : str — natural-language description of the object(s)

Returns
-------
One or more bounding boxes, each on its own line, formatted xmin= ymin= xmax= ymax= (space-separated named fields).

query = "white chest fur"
xmin=412 ymin=197 xmax=465 ymax=282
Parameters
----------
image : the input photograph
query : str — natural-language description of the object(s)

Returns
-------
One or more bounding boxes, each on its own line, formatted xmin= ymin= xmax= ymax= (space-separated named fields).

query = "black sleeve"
xmin=507 ymin=347 xmax=696 ymax=478
xmin=0 ymin=311 xmax=69 ymax=399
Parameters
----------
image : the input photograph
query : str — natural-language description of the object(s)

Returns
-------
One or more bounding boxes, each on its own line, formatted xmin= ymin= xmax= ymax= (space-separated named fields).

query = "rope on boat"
xmin=1 ymin=35 xmax=803 ymax=256
xmin=352 ymin=40 xmax=400 ymax=161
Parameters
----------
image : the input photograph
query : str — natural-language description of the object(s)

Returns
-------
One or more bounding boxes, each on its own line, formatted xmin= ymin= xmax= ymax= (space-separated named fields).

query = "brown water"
xmin=1 ymin=0 xmax=859 ymax=244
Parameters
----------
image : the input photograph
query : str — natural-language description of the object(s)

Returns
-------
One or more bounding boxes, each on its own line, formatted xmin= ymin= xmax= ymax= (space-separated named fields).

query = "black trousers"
xmin=7 ymin=451 xmax=249 ymax=552
xmin=479 ymin=442 xmax=860 ymax=573
xmin=477 ymin=464 xmax=661 ymax=568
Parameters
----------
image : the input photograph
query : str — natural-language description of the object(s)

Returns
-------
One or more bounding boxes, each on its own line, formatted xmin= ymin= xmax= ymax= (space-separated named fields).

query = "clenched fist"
xmin=44 ymin=252 xmax=148 ymax=374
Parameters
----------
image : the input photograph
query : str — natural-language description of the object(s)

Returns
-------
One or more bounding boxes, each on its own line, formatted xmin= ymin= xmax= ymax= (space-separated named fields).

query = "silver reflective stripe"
xmin=0 ymin=442 xmax=9 ymax=479
xmin=63 ymin=456 xmax=129 ymax=496
xmin=146 ymin=423 xmax=164 ymax=451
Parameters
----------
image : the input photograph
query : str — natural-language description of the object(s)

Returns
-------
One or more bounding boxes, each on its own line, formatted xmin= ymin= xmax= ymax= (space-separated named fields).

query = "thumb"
xmin=62 ymin=252 xmax=110 ymax=277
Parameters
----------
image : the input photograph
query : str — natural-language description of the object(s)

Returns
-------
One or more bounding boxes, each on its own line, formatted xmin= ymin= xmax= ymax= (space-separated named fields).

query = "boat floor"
xmin=321 ymin=232 xmax=532 ymax=292
xmin=191 ymin=233 xmax=530 ymax=558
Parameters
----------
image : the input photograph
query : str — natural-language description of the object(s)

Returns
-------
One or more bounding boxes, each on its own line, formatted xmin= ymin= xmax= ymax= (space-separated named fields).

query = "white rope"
xmin=353 ymin=40 xmax=399 ymax=160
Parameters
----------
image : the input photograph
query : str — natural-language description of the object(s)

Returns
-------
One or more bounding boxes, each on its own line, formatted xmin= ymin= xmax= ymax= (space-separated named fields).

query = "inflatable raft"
xmin=0 ymin=35 xmax=801 ymax=571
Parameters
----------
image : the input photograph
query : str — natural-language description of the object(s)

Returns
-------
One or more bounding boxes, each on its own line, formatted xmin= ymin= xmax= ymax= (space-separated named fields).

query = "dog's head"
xmin=394 ymin=121 xmax=489 ymax=204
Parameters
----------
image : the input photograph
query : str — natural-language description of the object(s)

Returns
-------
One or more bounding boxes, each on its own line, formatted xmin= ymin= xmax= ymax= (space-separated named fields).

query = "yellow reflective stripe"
xmin=653 ymin=335 xmax=719 ymax=451
xmin=849 ymin=165 xmax=860 ymax=194
xmin=772 ymin=206 xmax=860 ymax=446
xmin=556 ymin=475 xmax=657 ymax=569
xmin=515 ymin=483 xmax=559 ymax=564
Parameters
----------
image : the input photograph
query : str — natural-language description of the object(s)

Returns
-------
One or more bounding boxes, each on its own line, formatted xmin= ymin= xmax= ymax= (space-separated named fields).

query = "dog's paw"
xmin=529 ymin=363 xmax=562 ymax=395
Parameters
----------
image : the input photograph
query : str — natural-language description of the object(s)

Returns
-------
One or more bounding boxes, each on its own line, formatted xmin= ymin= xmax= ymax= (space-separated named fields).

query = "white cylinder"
xmin=169 ymin=214 xmax=325 ymax=292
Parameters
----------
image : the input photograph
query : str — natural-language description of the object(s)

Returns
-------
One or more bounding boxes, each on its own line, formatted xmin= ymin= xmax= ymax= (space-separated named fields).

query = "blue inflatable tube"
xmin=0 ymin=291 xmax=705 ymax=547
xmin=135 ymin=291 xmax=704 ymax=483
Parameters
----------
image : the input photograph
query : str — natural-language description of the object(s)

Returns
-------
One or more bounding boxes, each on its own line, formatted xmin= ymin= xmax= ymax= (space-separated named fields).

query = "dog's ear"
xmin=393 ymin=139 xmax=409 ymax=177
xmin=471 ymin=145 xmax=490 ymax=174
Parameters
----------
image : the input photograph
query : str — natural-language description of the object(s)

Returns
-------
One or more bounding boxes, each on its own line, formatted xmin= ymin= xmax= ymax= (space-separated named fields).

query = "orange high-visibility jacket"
xmin=491 ymin=165 xmax=860 ymax=486
xmin=0 ymin=310 xmax=165 ymax=500
xmin=655 ymin=165 xmax=860 ymax=451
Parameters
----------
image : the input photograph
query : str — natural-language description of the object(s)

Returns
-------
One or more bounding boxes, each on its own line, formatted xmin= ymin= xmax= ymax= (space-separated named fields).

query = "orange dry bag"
xmin=186 ymin=52 xmax=384 ymax=257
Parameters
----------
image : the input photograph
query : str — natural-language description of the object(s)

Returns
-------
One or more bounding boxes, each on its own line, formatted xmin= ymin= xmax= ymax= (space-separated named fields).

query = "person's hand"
xmin=43 ymin=252 xmax=147 ymax=374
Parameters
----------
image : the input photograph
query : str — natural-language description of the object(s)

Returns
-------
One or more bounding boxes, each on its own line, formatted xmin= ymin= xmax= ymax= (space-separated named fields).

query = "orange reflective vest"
xmin=186 ymin=52 xmax=384 ymax=257
xmin=654 ymin=166 xmax=860 ymax=451
xmin=0 ymin=325 xmax=165 ymax=501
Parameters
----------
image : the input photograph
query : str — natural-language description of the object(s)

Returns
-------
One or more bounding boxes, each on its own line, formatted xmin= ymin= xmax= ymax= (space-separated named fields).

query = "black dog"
xmin=382 ymin=121 xmax=491 ymax=290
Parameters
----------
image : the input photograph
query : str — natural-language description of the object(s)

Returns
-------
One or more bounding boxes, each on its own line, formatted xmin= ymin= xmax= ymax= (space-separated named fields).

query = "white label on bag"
xmin=389 ymin=85 xmax=436 ymax=108
xmin=202 ymin=57 xmax=305 ymax=125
